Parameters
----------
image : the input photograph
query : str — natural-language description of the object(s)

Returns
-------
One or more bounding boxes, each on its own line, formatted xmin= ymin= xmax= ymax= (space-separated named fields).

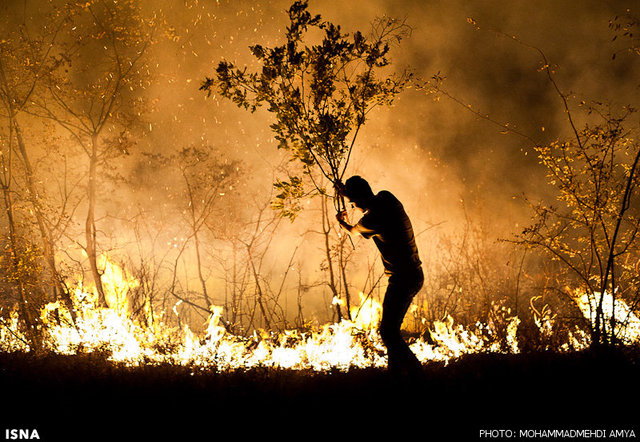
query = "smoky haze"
xmin=143 ymin=0 xmax=640 ymax=223
xmin=2 ymin=0 xmax=639 ymax=332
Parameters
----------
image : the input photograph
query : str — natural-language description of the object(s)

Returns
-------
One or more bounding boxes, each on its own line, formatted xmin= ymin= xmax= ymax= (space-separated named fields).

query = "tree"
xmin=200 ymin=0 xmax=412 ymax=218
xmin=33 ymin=0 xmax=154 ymax=307
xmin=142 ymin=144 xmax=242 ymax=331
xmin=518 ymin=105 xmax=640 ymax=346
xmin=208 ymin=193 xmax=303 ymax=334
xmin=422 ymin=16 xmax=640 ymax=348
xmin=506 ymin=14 xmax=640 ymax=347
xmin=201 ymin=0 xmax=411 ymax=323
xmin=0 ymin=1 xmax=76 ymax=324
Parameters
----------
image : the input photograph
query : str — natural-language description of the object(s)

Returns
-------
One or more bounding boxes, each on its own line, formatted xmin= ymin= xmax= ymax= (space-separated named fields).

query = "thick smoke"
xmin=142 ymin=0 xmax=640 ymax=226
xmin=3 ymin=0 xmax=639 ymax=330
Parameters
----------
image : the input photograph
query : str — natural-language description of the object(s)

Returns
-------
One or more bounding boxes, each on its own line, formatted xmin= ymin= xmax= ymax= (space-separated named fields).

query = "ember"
xmin=3 ymin=256 xmax=637 ymax=370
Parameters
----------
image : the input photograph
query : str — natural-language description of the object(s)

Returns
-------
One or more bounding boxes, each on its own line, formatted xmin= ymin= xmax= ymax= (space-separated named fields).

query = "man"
xmin=335 ymin=175 xmax=423 ymax=375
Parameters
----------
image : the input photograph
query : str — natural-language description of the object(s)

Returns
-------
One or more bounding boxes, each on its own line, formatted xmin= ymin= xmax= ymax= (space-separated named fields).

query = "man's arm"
xmin=336 ymin=210 xmax=356 ymax=234
xmin=334 ymin=180 xmax=376 ymax=237
xmin=336 ymin=211 xmax=376 ymax=238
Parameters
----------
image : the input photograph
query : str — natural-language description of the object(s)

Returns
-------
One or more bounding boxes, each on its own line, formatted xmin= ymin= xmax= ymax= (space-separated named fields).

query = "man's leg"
xmin=379 ymin=272 xmax=423 ymax=374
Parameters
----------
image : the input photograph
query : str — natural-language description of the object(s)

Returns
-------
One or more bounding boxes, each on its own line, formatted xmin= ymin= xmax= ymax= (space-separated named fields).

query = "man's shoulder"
xmin=375 ymin=190 xmax=395 ymax=200
xmin=374 ymin=190 xmax=401 ymax=207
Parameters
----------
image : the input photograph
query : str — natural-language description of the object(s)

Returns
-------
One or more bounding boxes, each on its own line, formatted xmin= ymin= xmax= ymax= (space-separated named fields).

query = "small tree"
xmin=200 ymin=0 xmax=411 ymax=217
xmin=34 ymin=0 xmax=154 ymax=307
xmin=511 ymin=14 xmax=640 ymax=347
xmin=0 ymin=1 xmax=75 ymax=321
xmin=201 ymin=0 xmax=411 ymax=321
xmin=518 ymin=105 xmax=640 ymax=347
xmin=426 ymin=17 xmax=640 ymax=348
xmin=146 ymin=144 xmax=241 ymax=331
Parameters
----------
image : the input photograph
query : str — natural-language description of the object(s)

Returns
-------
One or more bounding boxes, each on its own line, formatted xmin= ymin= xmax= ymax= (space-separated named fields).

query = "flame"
xmin=351 ymin=292 xmax=383 ymax=330
xmin=0 ymin=308 xmax=30 ymax=351
xmin=99 ymin=254 xmax=138 ymax=315
xmin=573 ymin=290 xmax=640 ymax=345
xmin=2 ymin=256 xmax=638 ymax=370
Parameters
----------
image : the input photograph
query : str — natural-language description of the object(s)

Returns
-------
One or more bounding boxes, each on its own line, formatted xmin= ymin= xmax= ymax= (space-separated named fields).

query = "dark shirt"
xmin=353 ymin=190 xmax=422 ymax=276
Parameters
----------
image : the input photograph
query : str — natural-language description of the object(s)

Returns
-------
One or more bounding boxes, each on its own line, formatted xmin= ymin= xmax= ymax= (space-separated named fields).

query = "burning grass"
xmin=0 ymin=257 xmax=531 ymax=370
xmin=1 ymin=257 xmax=640 ymax=440
xmin=1 ymin=256 xmax=639 ymax=371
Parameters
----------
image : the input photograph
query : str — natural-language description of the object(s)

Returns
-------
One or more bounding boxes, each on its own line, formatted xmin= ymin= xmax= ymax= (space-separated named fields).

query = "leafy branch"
xmin=201 ymin=0 xmax=412 ymax=219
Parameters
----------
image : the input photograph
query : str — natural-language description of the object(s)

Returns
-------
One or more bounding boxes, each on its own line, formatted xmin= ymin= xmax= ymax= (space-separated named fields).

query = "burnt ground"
xmin=0 ymin=348 xmax=639 ymax=441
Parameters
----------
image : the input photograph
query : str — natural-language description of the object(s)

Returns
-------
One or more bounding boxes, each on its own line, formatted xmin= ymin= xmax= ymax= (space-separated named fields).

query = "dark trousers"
xmin=379 ymin=268 xmax=424 ymax=374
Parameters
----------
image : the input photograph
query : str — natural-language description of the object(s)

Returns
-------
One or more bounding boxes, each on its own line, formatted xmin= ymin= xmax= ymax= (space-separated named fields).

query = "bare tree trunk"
xmin=232 ymin=242 xmax=237 ymax=327
xmin=193 ymin=229 xmax=211 ymax=305
xmin=321 ymin=196 xmax=342 ymax=321
xmin=11 ymin=116 xmax=76 ymax=321
xmin=86 ymin=133 xmax=107 ymax=307
xmin=338 ymin=233 xmax=352 ymax=321
xmin=246 ymin=245 xmax=272 ymax=330
xmin=595 ymin=146 xmax=640 ymax=346
xmin=0 ymin=137 xmax=40 ymax=348
xmin=184 ymin=176 xmax=212 ymax=308
xmin=295 ymin=266 xmax=305 ymax=328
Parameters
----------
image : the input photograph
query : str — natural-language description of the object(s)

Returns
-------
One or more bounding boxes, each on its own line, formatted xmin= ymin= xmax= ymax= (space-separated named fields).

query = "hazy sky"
xmin=6 ymin=0 xmax=636 ymax=234
xmin=5 ymin=0 xmax=639 ymax=325
xmin=137 ymin=0 xmax=640 ymax=237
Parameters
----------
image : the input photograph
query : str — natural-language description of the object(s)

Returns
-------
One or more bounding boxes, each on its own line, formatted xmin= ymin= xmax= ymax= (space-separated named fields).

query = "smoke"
xmin=141 ymin=0 xmax=640 ymax=212
xmin=4 ymin=0 xmax=640 ymax=329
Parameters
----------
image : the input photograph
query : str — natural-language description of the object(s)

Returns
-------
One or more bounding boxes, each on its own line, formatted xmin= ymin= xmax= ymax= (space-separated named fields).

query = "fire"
xmin=1 ymin=256 xmax=638 ymax=370
xmin=573 ymin=290 xmax=640 ymax=345
xmin=99 ymin=255 xmax=138 ymax=315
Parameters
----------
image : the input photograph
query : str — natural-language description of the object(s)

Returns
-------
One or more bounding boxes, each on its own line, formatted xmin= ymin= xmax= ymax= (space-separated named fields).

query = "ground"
xmin=0 ymin=348 xmax=638 ymax=441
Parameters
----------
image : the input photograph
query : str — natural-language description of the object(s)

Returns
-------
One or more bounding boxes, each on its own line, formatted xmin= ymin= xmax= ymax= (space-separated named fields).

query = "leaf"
xmin=203 ymin=0 xmax=410 ymax=215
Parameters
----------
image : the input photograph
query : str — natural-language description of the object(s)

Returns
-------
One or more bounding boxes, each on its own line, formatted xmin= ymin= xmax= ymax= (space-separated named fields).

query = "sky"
xmin=4 ymin=0 xmax=640 ymax=327
xmin=141 ymin=0 xmax=640 ymax=232
xmin=123 ymin=0 xmax=640 ymax=324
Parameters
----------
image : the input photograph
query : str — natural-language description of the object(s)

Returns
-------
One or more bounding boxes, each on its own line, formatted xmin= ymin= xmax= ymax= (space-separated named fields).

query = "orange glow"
xmin=1 ymin=256 xmax=638 ymax=370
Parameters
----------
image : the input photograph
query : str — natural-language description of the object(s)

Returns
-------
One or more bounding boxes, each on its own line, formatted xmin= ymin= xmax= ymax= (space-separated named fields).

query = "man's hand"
xmin=336 ymin=210 xmax=354 ymax=233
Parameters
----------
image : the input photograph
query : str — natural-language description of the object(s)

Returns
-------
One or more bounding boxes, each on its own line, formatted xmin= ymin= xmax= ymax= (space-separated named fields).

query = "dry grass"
xmin=0 ymin=348 xmax=638 ymax=440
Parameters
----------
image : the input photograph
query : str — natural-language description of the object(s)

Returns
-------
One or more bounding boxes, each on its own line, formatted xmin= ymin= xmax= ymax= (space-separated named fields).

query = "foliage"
xmin=517 ymin=105 xmax=640 ymax=345
xmin=40 ymin=0 xmax=155 ymax=143
xmin=271 ymin=176 xmax=305 ymax=221
xmin=201 ymin=0 xmax=412 ymax=218
xmin=610 ymin=9 xmax=640 ymax=59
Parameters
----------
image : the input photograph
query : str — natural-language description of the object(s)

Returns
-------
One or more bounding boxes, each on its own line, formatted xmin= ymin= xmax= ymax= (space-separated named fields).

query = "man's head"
xmin=342 ymin=175 xmax=374 ymax=210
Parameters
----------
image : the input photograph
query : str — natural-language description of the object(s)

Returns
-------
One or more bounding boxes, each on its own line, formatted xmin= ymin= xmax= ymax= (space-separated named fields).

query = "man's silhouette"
xmin=335 ymin=176 xmax=423 ymax=375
